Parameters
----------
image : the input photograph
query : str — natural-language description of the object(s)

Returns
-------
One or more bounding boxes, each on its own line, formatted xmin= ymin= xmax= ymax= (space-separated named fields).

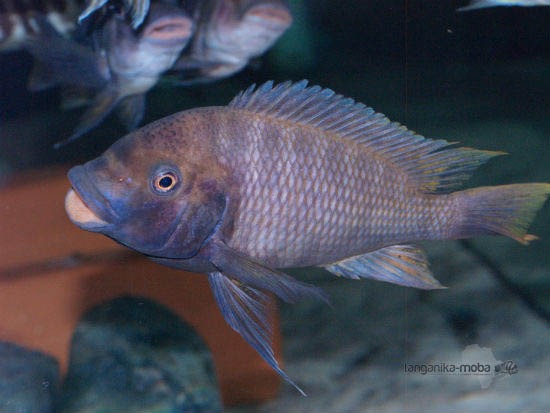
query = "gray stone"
xmin=0 ymin=341 xmax=59 ymax=413
xmin=58 ymin=296 xmax=221 ymax=413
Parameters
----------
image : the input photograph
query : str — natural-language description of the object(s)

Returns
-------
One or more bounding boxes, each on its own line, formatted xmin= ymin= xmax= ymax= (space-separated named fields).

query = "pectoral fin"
xmin=323 ymin=245 xmax=445 ymax=290
xmin=170 ymin=56 xmax=244 ymax=85
xmin=117 ymin=94 xmax=146 ymax=131
xmin=208 ymin=271 xmax=306 ymax=395
xmin=208 ymin=241 xmax=329 ymax=394
xmin=78 ymin=0 xmax=110 ymax=24
xmin=54 ymin=88 xmax=120 ymax=149
xmin=24 ymin=18 xmax=106 ymax=91
xmin=210 ymin=240 xmax=329 ymax=304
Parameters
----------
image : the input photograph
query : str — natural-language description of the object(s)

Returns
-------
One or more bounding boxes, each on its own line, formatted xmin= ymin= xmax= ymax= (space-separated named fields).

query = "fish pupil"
xmin=159 ymin=176 xmax=173 ymax=188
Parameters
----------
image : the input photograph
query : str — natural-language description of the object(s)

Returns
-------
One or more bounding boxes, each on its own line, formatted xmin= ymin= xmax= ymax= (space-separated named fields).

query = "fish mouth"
xmin=245 ymin=5 xmax=292 ymax=27
xmin=66 ymin=165 xmax=118 ymax=231
xmin=143 ymin=16 xmax=193 ymax=43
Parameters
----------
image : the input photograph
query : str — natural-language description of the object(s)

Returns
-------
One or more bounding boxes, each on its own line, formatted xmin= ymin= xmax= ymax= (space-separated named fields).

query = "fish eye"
xmin=153 ymin=172 xmax=178 ymax=193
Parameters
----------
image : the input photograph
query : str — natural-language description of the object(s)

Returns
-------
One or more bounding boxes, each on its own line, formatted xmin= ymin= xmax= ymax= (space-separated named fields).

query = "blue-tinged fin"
xmin=117 ymin=94 xmax=146 ymax=131
xmin=208 ymin=240 xmax=329 ymax=394
xmin=457 ymin=0 xmax=527 ymax=12
xmin=54 ymin=88 xmax=121 ymax=149
xmin=79 ymin=0 xmax=110 ymax=23
xmin=60 ymin=87 xmax=93 ymax=110
xmin=229 ymin=80 xmax=504 ymax=194
xmin=79 ymin=0 xmax=150 ymax=29
xmin=170 ymin=57 xmax=233 ymax=85
xmin=208 ymin=271 xmax=307 ymax=396
xmin=323 ymin=245 xmax=445 ymax=290
xmin=24 ymin=18 xmax=107 ymax=91
xmin=455 ymin=184 xmax=550 ymax=245
xmin=211 ymin=240 xmax=329 ymax=304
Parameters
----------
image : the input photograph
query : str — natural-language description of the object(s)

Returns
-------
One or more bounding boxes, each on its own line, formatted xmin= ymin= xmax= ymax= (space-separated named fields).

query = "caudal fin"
xmin=455 ymin=183 xmax=550 ymax=245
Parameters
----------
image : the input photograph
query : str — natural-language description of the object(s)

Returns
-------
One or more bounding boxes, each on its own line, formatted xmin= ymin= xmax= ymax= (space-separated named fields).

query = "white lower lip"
xmin=65 ymin=188 xmax=108 ymax=228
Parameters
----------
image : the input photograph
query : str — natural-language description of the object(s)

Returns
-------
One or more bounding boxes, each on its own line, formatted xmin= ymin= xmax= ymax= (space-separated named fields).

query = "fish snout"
xmin=66 ymin=165 xmax=118 ymax=231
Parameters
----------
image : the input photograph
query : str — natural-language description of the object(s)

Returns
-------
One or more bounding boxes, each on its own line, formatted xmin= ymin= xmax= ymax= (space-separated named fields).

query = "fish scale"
xmin=223 ymin=110 xmax=455 ymax=268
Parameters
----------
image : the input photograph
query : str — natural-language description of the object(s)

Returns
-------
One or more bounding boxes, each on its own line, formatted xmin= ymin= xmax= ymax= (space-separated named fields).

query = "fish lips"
xmin=142 ymin=15 xmax=194 ymax=45
xmin=245 ymin=4 xmax=292 ymax=28
xmin=66 ymin=165 xmax=119 ymax=232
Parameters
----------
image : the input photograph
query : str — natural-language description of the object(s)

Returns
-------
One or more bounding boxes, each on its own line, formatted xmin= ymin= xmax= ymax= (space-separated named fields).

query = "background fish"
xmin=173 ymin=0 xmax=292 ymax=84
xmin=24 ymin=1 xmax=194 ymax=147
xmin=0 ymin=0 xmax=83 ymax=51
xmin=458 ymin=0 xmax=550 ymax=11
xmin=80 ymin=0 xmax=150 ymax=28
xmin=64 ymin=80 xmax=550 ymax=393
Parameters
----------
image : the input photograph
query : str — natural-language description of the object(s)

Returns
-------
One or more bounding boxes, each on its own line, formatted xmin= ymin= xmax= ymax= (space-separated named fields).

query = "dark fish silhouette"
xmin=65 ymin=80 xmax=550 ymax=394
xmin=23 ymin=1 xmax=194 ymax=147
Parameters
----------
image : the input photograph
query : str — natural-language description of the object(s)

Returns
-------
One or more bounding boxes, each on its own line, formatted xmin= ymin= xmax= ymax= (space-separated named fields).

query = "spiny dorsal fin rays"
xmin=229 ymin=80 xmax=503 ymax=193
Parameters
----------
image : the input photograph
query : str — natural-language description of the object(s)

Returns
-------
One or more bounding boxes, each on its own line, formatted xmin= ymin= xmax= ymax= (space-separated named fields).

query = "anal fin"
xmin=323 ymin=245 xmax=445 ymax=290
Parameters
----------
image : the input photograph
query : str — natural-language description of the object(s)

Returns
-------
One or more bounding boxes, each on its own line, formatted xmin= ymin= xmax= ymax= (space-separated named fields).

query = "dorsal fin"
xmin=229 ymin=80 xmax=504 ymax=193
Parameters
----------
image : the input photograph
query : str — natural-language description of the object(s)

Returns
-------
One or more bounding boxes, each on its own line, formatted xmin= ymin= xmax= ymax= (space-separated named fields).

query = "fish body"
xmin=65 ymin=81 xmax=550 ymax=393
xmin=0 ymin=0 xmax=84 ymax=51
xmin=175 ymin=0 xmax=292 ymax=83
xmin=23 ymin=1 xmax=194 ymax=146
xmin=458 ymin=0 xmax=550 ymax=11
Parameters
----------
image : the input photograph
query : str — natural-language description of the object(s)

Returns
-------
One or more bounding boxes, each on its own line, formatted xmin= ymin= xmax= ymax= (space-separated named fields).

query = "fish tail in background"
xmin=452 ymin=184 xmax=550 ymax=244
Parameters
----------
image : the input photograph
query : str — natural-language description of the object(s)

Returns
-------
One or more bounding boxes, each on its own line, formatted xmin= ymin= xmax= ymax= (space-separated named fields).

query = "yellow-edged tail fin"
xmin=455 ymin=183 xmax=550 ymax=244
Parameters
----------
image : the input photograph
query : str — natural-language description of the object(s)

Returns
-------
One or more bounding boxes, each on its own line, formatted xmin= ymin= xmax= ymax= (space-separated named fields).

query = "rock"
xmin=58 ymin=296 xmax=221 ymax=413
xmin=0 ymin=341 xmax=59 ymax=413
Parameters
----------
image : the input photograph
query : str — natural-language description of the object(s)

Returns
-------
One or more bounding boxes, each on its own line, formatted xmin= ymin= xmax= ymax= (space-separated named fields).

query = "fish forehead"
xmin=103 ymin=108 xmax=228 ymax=172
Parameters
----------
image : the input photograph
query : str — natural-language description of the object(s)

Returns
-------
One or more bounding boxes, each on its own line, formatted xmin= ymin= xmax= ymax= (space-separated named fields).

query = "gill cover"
xmin=158 ymin=185 xmax=227 ymax=259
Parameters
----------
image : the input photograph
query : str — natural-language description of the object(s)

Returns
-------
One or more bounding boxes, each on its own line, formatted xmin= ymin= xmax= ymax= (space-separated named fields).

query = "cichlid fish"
xmin=64 ymin=80 xmax=550 ymax=394
xmin=173 ymin=0 xmax=292 ymax=84
xmin=458 ymin=0 xmax=550 ymax=11
xmin=24 ymin=1 xmax=194 ymax=147
xmin=80 ymin=0 xmax=150 ymax=28
xmin=0 ymin=0 xmax=83 ymax=51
